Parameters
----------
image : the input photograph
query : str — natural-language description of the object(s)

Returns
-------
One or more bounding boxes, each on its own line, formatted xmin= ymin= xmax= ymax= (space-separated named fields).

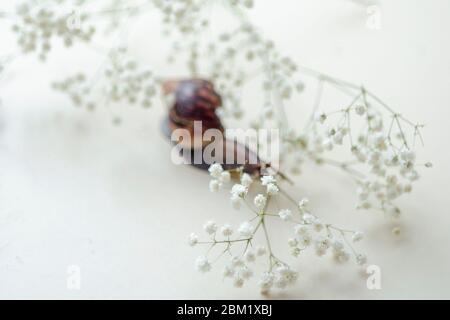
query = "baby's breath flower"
xmin=240 ymin=173 xmax=253 ymax=187
xmin=266 ymin=183 xmax=279 ymax=195
xmin=288 ymin=238 xmax=298 ymax=247
xmin=356 ymin=253 xmax=367 ymax=265
xmin=294 ymin=224 xmax=309 ymax=235
xmin=315 ymin=111 xmax=327 ymax=124
xmin=323 ymin=138 xmax=333 ymax=151
xmin=209 ymin=179 xmax=221 ymax=192
xmin=298 ymin=234 xmax=312 ymax=247
xmin=223 ymin=265 xmax=235 ymax=278
xmin=313 ymin=219 xmax=324 ymax=232
xmin=233 ymin=277 xmax=244 ymax=288
xmin=196 ymin=256 xmax=212 ymax=273
xmin=261 ymin=175 xmax=276 ymax=186
xmin=274 ymin=266 xmax=298 ymax=289
xmin=238 ymin=221 xmax=254 ymax=237
xmin=386 ymin=205 xmax=401 ymax=219
xmin=355 ymin=105 xmax=366 ymax=116
xmin=331 ymin=239 xmax=345 ymax=252
xmin=230 ymin=184 xmax=248 ymax=198
xmin=188 ymin=233 xmax=198 ymax=246
xmin=221 ymin=224 xmax=233 ymax=237
xmin=258 ymin=271 xmax=274 ymax=293
xmin=244 ymin=249 xmax=256 ymax=262
xmin=352 ymin=231 xmax=364 ymax=242
xmin=278 ymin=209 xmax=293 ymax=221
xmin=302 ymin=213 xmax=316 ymax=224
xmin=209 ymin=163 xmax=223 ymax=178
xmin=220 ymin=171 xmax=231 ymax=183
xmin=315 ymin=236 xmax=331 ymax=251
xmin=298 ymin=198 xmax=309 ymax=210
xmin=254 ymin=194 xmax=267 ymax=209
xmin=335 ymin=250 xmax=350 ymax=263
xmin=256 ymin=246 xmax=267 ymax=256
xmin=203 ymin=220 xmax=218 ymax=235
xmin=239 ymin=266 xmax=253 ymax=279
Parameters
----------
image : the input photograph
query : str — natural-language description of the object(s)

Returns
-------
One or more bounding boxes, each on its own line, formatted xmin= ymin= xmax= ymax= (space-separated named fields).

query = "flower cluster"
xmin=189 ymin=164 xmax=367 ymax=294
xmin=283 ymin=83 xmax=431 ymax=222
xmin=153 ymin=1 xmax=430 ymax=231
xmin=2 ymin=0 xmax=429 ymax=294
xmin=11 ymin=2 xmax=95 ymax=61
xmin=53 ymin=47 xmax=158 ymax=117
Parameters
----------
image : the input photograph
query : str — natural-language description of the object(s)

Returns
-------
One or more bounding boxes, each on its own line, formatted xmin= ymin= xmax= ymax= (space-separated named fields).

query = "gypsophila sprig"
xmin=53 ymin=47 xmax=158 ymax=119
xmin=12 ymin=2 xmax=95 ymax=61
xmin=189 ymin=164 xmax=368 ymax=294
xmin=2 ymin=0 xmax=430 ymax=294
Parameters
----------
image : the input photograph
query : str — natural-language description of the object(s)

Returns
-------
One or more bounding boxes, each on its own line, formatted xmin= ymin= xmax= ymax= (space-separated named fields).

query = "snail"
xmin=161 ymin=79 xmax=267 ymax=176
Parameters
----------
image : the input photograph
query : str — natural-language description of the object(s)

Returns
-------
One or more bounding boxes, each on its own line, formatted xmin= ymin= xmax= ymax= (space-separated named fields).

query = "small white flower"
xmin=254 ymin=194 xmax=267 ymax=209
xmin=315 ymin=236 xmax=331 ymax=251
xmin=335 ymin=250 xmax=350 ymax=263
xmin=298 ymin=198 xmax=309 ymax=209
xmin=233 ymin=277 xmax=244 ymax=288
xmin=240 ymin=173 xmax=253 ymax=187
xmin=209 ymin=179 xmax=221 ymax=192
xmin=231 ymin=256 xmax=244 ymax=267
xmin=221 ymin=224 xmax=233 ymax=237
xmin=404 ymin=183 xmax=413 ymax=193
xmin=298 ymin=234 xmax=312 ymax=247
xmin=356 ymin=253 xmax=367 ymax=265
xmin=259 ymin=272 xmax=274 ymax=293
xmin=239 ymin=266 xmax=253 ymax=279
xmin=315 ymin=111 xmax=327 ymax=124
xmin=302 ymin=213 xmax=316 ymax=224
xmin=188 ymin=233 xmax=198 ymax=246
xmin=355 ymin=105 xmax=366 ymax=116
xmin=278 ymin=209 xmax=293 ymax=221
xmin=220 ymin=171 xmax=231 ymax=183
xmin=230 ymin=184 xmax=248 ymax=198
xmin=223 ymin=265 xmax=235 ymax=278
xmin=238 ymin=221 xmax=254 ymax=237
xmin=332 ymin=132 xmax=344 ymax=145
xmin=266 ymin=183 xmax=279 ymax=195
xmin=208 ymin=163 xmax=223 ymax=178
xmin=230 ymin=194 xmax=242 ymax=209
xmin=313 ymin=219 xmax=323 ymax=232
xmin=331 ymin=239 xmax=344 ymax=252
xmin=256 ymin=246 xmax=267 ymax=256
xmin=322 ymin=138 xmax=333 ymax=151
xmin=261 ymin=175 xmax=276 ymax=186
xmin=203 ymin=220 xmax=218 ymax=235
xmin=244 ymin=249 xmax=256 ymax=262
xmin=386 ymin=205 xmax=401 ymax=219
xmin=357 ymin=186 xmax=369 ymax=201
xmin=195 ymin=256 xmax=211 ymax=273
xmin=294 ymin=224 xmax=309 ymax=235
xmin=291 ymin=247 xmax=301 ymax=257
xmin=400 ymin=149 xmax=416 ymax=162
xmin=352 ymin=231 xmax=364 ymax=242
xmin=288 ymin=238 xmax=298 ymax=247
xmin=274 ymin=266 xmax=298 ymax=288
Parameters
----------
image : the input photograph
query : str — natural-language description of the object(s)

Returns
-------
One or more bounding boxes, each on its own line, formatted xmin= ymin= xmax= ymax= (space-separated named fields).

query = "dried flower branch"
xmin=1 ymin=0 xmax=431 ymax=293
xmin=190 ymin=164 xmax=366 ymax=294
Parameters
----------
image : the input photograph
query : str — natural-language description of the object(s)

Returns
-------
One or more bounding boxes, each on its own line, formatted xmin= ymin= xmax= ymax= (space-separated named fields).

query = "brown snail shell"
xmin=162 ymin=79 xmax=266 ymax=176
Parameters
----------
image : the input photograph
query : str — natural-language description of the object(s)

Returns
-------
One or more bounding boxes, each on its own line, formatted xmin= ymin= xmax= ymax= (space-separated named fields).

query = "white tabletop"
xmin=1 ymin=0 xmax=449 ymax=299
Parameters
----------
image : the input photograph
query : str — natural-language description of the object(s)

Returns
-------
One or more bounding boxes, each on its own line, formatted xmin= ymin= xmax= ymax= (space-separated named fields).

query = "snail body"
xmin=162 ymin=79 xmax=265 ymax=176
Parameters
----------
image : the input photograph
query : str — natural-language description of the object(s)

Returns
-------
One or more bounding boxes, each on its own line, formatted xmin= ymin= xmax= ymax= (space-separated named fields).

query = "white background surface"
xmin=1 ymin=0 xmax=450 ymax=299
